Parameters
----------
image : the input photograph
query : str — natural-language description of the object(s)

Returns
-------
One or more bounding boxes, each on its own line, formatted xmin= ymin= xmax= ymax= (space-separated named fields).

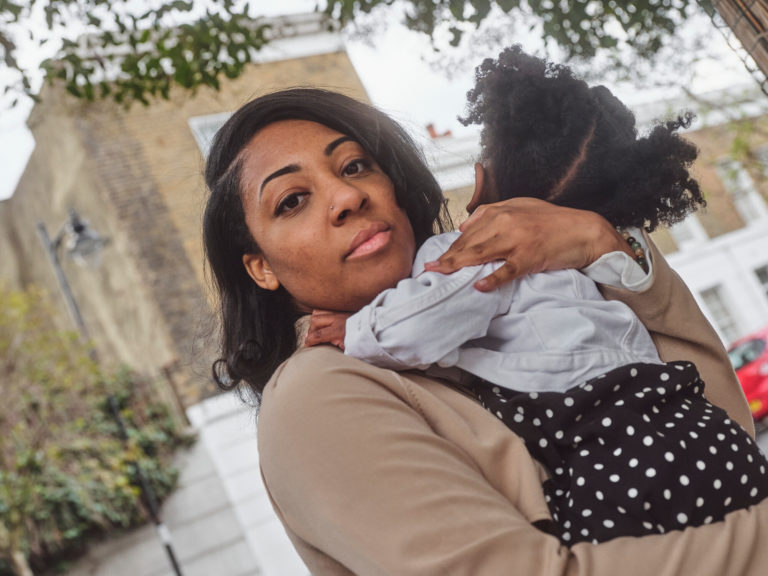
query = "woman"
xmin=203 ymin=88 xmax=765 ymax=575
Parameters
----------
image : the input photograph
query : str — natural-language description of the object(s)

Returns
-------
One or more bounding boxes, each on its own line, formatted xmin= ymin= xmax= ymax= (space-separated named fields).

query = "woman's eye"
xmin=342 ymin=158 xmax=371 ymax=176
xmin=275 ymin=192 xmax=308 ymax=216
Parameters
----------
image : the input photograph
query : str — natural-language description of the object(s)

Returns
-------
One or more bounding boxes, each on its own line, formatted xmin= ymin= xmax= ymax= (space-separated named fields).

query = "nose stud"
xmin=330 ymin=205 xmax=335 ymax=211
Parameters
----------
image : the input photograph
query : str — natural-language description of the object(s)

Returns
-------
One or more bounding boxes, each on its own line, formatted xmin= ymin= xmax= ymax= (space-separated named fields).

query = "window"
xmin=668 ymin=215 xmax=707 ymax=252
xmin=699 ymin=285 xmax=740 ymax=344
xmin=715 ymin=159 xmax=768 ymax=225
xmin=188 ymin=112 xmax=232 ymax=158
xmin=756 ymin=264 xmax=768 ymax=299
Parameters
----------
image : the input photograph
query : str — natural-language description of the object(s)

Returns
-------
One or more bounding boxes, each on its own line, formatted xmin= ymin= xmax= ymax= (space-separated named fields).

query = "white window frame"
xmin=716 ymin=158 xmax=768 ymax=225
xmin=699 ymin=284 xmax=740 ymax=345
xmin=188 ymin=112 xmax=232 ymax=158
xmin=668 ymin=215 xmax=708 ymax=252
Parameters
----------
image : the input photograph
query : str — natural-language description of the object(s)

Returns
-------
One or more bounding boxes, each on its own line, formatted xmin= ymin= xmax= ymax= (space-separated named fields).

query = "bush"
xmin=0 ymin=285 xmax=193 ymax=574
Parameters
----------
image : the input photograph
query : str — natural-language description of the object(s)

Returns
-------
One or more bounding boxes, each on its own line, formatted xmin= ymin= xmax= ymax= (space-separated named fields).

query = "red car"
xmin=728 ymin=326 xmax=768 ymax=421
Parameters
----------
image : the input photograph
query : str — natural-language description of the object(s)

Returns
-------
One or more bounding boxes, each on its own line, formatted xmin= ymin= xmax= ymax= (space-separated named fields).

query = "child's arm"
xmin=343 ymin=234 xmax=514 ymax=372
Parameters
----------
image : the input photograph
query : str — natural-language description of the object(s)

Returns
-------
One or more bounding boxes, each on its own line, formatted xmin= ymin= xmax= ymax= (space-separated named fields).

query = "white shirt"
xmin=345 ymin=230 xmax=662 ymax=394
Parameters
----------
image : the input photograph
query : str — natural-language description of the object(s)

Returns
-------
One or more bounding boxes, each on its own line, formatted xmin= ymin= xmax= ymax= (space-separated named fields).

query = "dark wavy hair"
xmin=461 ymin=45 xmax=705 ymax=231
xmin=203 ymin=88 xmax=451 ymax=399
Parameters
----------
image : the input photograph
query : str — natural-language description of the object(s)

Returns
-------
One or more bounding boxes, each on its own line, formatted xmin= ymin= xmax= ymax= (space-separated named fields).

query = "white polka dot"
xmin=680 ymin=475 xmax=690 ymax=486
xmin=646 ymin=468 xmax=657 ymax=478
xmin=492 ymin=386 xmax=500 ymax=394
xmin=751 ymin=487 xmax=759 ymax=497
xmin=615 ymin=400 xmax=625 ymax=407
xmin=596 ymin=490 xmax=604 ymax=501
xmin=674 ymin=412 xmax=684 ymax=419
xmin=533 ymin=418 xmax=542 ymax=426
xmin=564 ymin=397 xmax=574 ymax=407
xmin=610 ymin=474 xmax=621 ymax=483
xmin=664 ymin=452 xmax=675 ymax=462
xmin=663 ymin=489 xmax=671 ymax=500
xmin=617 ymin=506 xmax=627 ymax=514
xmin=731 ymin=443 xmax=739 ymax=452
xmin=555 ymin=468 xmax=564 ymax=476
xmin=581 ymin=528 xmax=589 ymax=537
xmin=741 ymin=474 xmax=749 ymax=485
xmin=629 ymin=458 xmax=639 ymax=468
xmin=513 ymin=414 xmax=524 ymax=423
xmin=717 ymin=433 xmax=726 ymax=441
xmin=704 ymin=516 xmax=713 ymax=524
xmin=613 ymin=447 xmax=623 ymax=456
xmin=709 ymin=446 xmax=717 ymax=455
xmin=643 ymin=436 xmax=654 ymax=447
xmin=726 ymin=461 xmax=734 ymax=471
xmin=689 ymin=431 xmax=699 ymax=439
xmin=643 ymin=501 xmax=651 ymax=511
xmin=602 ymin=417 xmax=612 ymax=427
xmin=539 ymin=438 xmax=548 ymax=448
xmin=696 ymin=460 xmax=706 ymax=471
xmin=724 ymin=497 xmax=732 ymax=506
xmin=657 ymin=387 xmax=666 ymax=395
xmin=577 ymin=476 xmax=586 ymax=486
xmin=696 ymin=497 xmax=704 ymax=507
xmin=594 ymin=463 xmax=605 ymax=470
xmin=574 ymin=435 xmax=582 ymax=444
xmin=583 ymin=509 xmax=592 ymax=517
xmin=603 ymin=519 xmax=615 ymax=528
xmin=626 ymin=425 xmax=635 ymax=436
xmin=630 ymin=368 xmax=638 ymax=377
xmin=580 ymin=449 xmax=590 ymax=457
xmin=628 ymin=488 xmax=638 ymax=498
xmin=546 ymin=409 xmax=554 ymax=418
xmin=643 ymin=521 xmax=654 ymax=530
xmin=677 ymin=512 xmax=688 ymax=524
xmin=555 ymin=430 xmax=564 ymax=439
xmin=529 ymin=392 xmax=539 ymax=399
xmin=635 ymin=392 xmax=645 ymax=399
xmin=562 ymin=532 xmax=571 ymax=541
xmin=660 ymin=372 xmax=670 ymax=381
xmin=714 ymin=479 xmax=722 ymax=489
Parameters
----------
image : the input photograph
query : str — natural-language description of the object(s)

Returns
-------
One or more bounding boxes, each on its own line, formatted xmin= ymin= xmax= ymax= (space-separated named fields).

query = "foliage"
xmin=0 ymin=285 xmax=192 ymax=575
xmin=0 ymin=0 xmax=717 ymax=107
xmin=330 ymin=0 xmax=714 ymax=56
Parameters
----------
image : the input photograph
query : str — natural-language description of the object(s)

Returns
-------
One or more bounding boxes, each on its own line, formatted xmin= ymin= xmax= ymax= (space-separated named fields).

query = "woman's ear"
xmin=242 ymin=253 xmax=280 ymax=291
xmin=467 ymin=162 xmax=489 ymax=214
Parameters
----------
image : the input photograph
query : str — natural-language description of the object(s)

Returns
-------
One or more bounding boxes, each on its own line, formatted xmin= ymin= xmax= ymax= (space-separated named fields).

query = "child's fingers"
xmin=305 ymin=325 xmax=340 ymax=347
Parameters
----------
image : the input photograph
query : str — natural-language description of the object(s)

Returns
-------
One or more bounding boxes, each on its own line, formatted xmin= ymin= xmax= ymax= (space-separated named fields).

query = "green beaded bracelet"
xmin=616 ymin=227 xmax=649 ymax=273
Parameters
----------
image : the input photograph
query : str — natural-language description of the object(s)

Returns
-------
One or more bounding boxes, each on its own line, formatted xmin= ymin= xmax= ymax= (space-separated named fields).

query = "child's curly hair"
xmin=460 ymin=45 xmax=705 ymax=231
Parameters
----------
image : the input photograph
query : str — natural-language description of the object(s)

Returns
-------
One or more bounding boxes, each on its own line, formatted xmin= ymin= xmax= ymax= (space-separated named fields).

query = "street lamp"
xmin=36 ymin=210 xmax=184 ymax=576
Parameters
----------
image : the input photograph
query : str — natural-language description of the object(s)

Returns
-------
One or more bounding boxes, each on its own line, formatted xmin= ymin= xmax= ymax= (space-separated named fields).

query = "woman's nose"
xmin=329 ymin=182 xmax=369 ymax=224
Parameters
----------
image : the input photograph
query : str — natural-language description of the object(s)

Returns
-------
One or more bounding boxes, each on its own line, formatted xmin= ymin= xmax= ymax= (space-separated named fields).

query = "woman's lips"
xmin=346 ymin=223 xmax=392 ymax=260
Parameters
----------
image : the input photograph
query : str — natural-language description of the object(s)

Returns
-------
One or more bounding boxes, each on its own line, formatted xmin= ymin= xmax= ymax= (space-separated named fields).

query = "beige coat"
xmin=257 ymin=240 xmax=765 ymax=575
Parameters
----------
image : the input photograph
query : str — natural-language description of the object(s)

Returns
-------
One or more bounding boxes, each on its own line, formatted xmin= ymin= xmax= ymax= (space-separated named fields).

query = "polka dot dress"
xmin=473 ymin=361 xmax=768 ymax=545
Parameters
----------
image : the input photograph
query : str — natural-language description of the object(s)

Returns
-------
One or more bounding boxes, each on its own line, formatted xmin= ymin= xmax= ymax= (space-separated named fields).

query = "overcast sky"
xmin=0 ymin=1 xmax=757 ymax=201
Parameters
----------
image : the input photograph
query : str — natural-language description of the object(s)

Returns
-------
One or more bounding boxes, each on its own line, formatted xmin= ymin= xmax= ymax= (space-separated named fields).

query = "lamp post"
xmin=36 ymin=210 xmax=184 ymax=576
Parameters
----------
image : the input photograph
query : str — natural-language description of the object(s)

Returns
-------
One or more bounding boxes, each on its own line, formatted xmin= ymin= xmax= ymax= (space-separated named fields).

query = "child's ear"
xmin=467 ymin=162 xmax=488 ymax=214
xmin=242 ymin=253 xmax=280 ymax=291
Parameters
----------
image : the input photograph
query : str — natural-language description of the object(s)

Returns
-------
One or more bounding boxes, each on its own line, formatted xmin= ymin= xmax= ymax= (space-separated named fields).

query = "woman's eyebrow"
xmin=260 ymin=164 xmax=299 ymax=199
xmin=324 ymin=136 xmax=354 ymax=156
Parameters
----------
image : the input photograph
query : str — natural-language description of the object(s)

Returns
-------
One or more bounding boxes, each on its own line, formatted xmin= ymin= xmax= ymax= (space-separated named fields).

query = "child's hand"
xmin=305 ymin=310 xmax=350 ymax=350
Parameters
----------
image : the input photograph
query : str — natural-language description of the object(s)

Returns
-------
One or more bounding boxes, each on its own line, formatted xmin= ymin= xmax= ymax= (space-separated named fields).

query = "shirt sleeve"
xmin=344 ymin=262 xmax=511 ymax=371
xmin=581 ymin=226 xmax=653 ymax=292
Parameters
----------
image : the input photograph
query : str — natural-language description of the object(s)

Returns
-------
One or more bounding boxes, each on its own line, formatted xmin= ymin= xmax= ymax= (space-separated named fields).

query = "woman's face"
xmin=240 ymin=120 xmax=416 ymax=313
